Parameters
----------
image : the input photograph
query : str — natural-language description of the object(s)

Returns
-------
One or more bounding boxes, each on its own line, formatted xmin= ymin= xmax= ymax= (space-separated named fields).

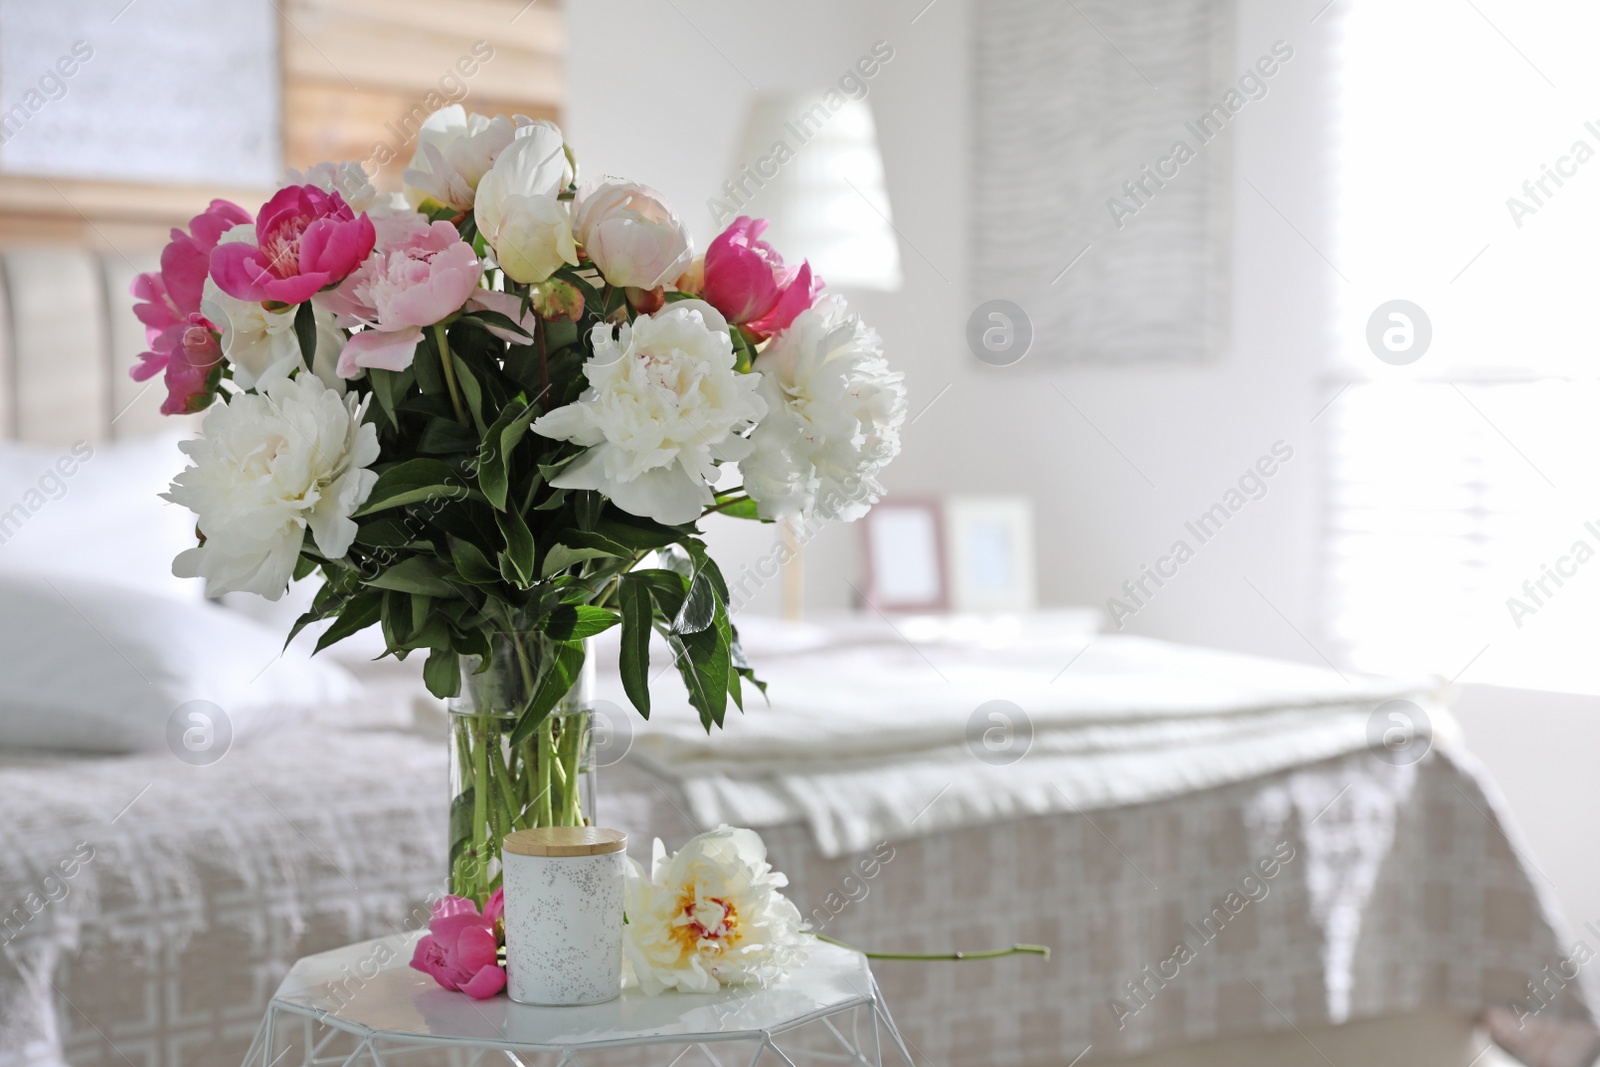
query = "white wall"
xmin=568 ymin=0 xmax=1332 ymax=660
xmin=568 ymin=0 xmax=973 ymax=620
xmin=567 ymin=1 xmax=1597 ymax=927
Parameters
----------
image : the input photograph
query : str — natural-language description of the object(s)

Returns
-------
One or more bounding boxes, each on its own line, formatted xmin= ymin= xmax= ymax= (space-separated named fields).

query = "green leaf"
xmin=542 ymin=604 xmax=620 ymax=641
xmin=710 ymin=495 xmax=762 ymax=520
xmin=559 ymin=529 xmax=633 ymax=558
xmin=451 ymin=353 xmax=487 ymax=434
xmin=356 ymin=459 xmax=468 ymax=516
xmin=418 ymin=417 xmax=479 ymax=455
xmin=423 ymin=649 xmax=461 ymax=699
xmin=681 ymin=541 xmax=731 ymax=603
xmin=666 ymin=625 xmax=730 ymax=731
xmin=496 ymin=507 xmax=536 ymax=587
xmin=540 ymin=542 xmax=621 ymax=578
xmin=617 ymin=574 xmax=653 ymax=717
xmin=508 ymin=640 xmax=587 ymax=746
xmin=410 ymin=614 xmax=453 ymax=650
xmin=285 ymin=606 xmax=323 ymax=650
xmin=292 ymin=555 xmax=319 ymax=582
xmin=380 ymin=589 xmax=409 ymax=652
xmin=575 ymin=490 xmax=603 ymax=531
xmin=368 ymin=368 xmax=413 ymax=429
xmin=596 ymin=515 xmax=685 ymax=550
xmin=635 ymin=568 xmax=689 ymax=621
xmin=413 ymin=338 xmax=445 ymax=395
xmin=673 ymin=569 xmax=717 ymax=634
xmin=365 ymin=556 xmax=462 ymax=598
xmin=462 ymin=308 xmax=534 ymax=341
xmin=729 ymin=623 xmax=767 ymax=703
xmin=313 ymin=591 xmax=383 ymax=654
xmin=293 ymin=301 xmax=317 ymax=368
xmin=727 ymin=655 xmax=744 ymax=711
xmin=544 ymin=316 xmax=579 ymax=351
xmin=531 ymin=487 xmax=570 ymax=512
xmin=353 ymin=517 xmax=418 ymax=549
xmin=450 ymin=538 xmax=501 ymax=585
xmin=476 ymin=399 xmax=534 ymax=511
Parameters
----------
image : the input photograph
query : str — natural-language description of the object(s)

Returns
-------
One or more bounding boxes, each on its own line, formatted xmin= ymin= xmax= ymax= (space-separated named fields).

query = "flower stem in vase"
xmin=447 ymin=631 xmax=595 ymax=906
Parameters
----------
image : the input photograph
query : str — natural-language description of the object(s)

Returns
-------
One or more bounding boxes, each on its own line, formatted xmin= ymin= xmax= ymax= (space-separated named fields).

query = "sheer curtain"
xmin=1328 ymin=0 xmax=1600 ymax=691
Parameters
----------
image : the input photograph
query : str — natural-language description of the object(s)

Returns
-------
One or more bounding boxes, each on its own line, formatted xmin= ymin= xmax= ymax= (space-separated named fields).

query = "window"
xmin=1328 ymin=0 xmax=1600 ymax=691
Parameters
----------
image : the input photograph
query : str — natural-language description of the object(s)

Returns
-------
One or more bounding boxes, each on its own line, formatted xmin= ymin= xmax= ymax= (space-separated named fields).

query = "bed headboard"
xmin=0 ymin=245 xmax=168 ymax=446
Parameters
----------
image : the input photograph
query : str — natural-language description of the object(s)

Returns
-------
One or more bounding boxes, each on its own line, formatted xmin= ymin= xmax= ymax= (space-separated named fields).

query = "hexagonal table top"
xmin=256 ymin=931 xmax=892 ymax=1054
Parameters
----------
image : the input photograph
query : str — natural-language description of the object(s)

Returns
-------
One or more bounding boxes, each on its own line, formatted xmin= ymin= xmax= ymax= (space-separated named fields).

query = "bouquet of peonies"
xmin=130 ymin=105 xmax=906 ymax=902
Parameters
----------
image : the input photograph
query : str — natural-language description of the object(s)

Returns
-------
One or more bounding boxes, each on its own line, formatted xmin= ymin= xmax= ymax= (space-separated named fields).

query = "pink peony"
xmin=210 ymin=184 xmax=376 ymax=305
xmin=321 ymin=217 xmax=482 ymax=378
xmin=699 ymin=217 xmax=821 ymax=342
xmin=410 ymin=889 xmax=506 ymax=999
xmin=130 ymin=199 xmax=251 ymax=401
xmin=159 ymin=316 xmax=226 ymax=415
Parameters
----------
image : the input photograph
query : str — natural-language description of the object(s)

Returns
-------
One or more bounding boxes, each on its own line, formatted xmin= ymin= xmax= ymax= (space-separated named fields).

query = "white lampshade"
xmin=721 ymin=93 xmax=902 ymax=291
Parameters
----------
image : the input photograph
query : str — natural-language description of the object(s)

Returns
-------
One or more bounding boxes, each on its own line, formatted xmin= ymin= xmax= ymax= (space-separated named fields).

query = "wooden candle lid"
xmin=503 ymin=827 xmax=628 ymax=857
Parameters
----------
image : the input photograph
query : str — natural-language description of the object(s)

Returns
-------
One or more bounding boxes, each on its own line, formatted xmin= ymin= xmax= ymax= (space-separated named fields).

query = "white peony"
xmin=532 ymin=300 xmax=766 ymax=526
xmin=473 ymin=124 xmax=578 ymax=284
xmin=573 ymin=180 xmax=693 ymax=290
xmin=164 ymin=372 xmax=380 ymax=600
xmin=284 ymin=160 xmax=380 ymax=212
xmin=742 ymin=295 xmax=906 ymax=522
xmin=622 ymin=826 xmax=807 ymax=996
xmin=404 ymin=107 xmax=566 ymax=213
xmin=201 ymin=227 xmax=346 ymax=391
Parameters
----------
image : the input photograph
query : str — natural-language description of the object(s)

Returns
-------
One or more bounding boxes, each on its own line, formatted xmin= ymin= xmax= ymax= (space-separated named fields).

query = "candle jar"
xmin=501 ymin=826 xmax=628 ymax=1006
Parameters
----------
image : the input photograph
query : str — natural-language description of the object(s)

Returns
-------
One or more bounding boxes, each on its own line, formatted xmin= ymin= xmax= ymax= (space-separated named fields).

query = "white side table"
xmin=240 ymin=933 xmax=914 ymax=1066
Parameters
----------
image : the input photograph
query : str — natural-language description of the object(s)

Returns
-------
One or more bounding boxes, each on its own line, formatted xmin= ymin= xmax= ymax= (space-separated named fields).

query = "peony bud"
xmin=625 ymin=286 xmax=666 ymax=315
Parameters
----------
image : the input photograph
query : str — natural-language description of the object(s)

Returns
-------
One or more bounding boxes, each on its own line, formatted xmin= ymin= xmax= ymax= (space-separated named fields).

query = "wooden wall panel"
xmin=282 ymin=0 xmax=565 ymax=190
xmin=0 ymin=0 xmax=566 ymax=244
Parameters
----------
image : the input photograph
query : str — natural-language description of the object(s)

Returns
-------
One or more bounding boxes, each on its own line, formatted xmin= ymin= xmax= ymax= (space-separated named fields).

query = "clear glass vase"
xmin=446 ymin=634 xmax=595 ymax=906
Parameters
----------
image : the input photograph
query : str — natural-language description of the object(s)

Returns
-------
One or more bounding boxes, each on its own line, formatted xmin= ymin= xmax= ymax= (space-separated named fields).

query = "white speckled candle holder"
xmin=501 ymin=827 xmax=627 ymax=1006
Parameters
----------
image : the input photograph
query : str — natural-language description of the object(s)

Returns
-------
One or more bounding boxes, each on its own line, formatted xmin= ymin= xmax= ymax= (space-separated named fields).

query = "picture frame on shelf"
xmin=943 ymin=496 xmax=1036 ymax=612
xmin=859 ymin=499 xmax=946 ymax=612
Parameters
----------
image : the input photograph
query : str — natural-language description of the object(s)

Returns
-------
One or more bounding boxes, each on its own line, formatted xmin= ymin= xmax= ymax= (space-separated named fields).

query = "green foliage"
xmin=293 ymin=301 xmax=318 ymax=368
xmin=282 ymin=257 xmax=765 ymax=734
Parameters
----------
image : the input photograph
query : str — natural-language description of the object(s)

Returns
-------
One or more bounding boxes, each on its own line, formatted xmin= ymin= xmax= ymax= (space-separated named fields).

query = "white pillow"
xmin=0 ymin=571 xmax=362 ymax=754
xmin=0 ymin=432 xmax=202 ymax=601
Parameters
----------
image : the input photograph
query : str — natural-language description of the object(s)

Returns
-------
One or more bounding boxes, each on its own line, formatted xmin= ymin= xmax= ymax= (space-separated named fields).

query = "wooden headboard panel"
xmin=0 ymin=243 xmax=168 ymax=445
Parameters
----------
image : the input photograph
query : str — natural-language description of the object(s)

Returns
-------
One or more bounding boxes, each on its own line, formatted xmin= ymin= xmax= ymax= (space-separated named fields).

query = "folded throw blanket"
xmin=596 ymin=615 xmax=1453 ymax=857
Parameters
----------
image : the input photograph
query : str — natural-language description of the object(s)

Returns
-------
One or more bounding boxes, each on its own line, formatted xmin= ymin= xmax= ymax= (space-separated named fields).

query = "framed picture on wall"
xmin=944 ymin=496 xmax=1036 ymax=612
xmin=859 ymin=499 xmax=947 ymax=612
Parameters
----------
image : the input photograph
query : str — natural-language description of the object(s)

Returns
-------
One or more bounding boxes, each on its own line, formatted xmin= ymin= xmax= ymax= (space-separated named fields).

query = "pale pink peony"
xmin=321 ymin=216 xmax=482 ymax=377
xmin=210 ymin=184 xmax=376 ymax=305
xmin=573 ymin=181 xmax=692 ymax=290
xmin=410 ymin=889 xmax=505 ymax=999
xmin=130 ymin=199 xmax=252 ymax=407
xmin=699 ymin=217 xmax=821 ymax=342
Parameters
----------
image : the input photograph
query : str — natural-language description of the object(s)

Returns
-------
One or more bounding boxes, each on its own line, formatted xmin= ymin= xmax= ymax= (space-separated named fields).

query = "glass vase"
xmin=446 ymin=634 xmax=595 ymax=906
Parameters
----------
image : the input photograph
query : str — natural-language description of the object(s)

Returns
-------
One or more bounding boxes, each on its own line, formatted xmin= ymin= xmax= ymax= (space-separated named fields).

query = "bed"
xmin=2 ymin=247 xmax=1598 ymax=1067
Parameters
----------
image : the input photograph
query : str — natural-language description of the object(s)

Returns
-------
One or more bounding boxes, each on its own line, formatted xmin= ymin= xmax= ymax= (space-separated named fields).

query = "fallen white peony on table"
xmin=622 ymin=825 xmax=808 ymax=995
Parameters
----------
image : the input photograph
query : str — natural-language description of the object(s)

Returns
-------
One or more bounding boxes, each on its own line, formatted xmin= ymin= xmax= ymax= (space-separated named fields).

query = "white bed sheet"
xmin=603 ymin=617 xmax=1454 ymax=857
